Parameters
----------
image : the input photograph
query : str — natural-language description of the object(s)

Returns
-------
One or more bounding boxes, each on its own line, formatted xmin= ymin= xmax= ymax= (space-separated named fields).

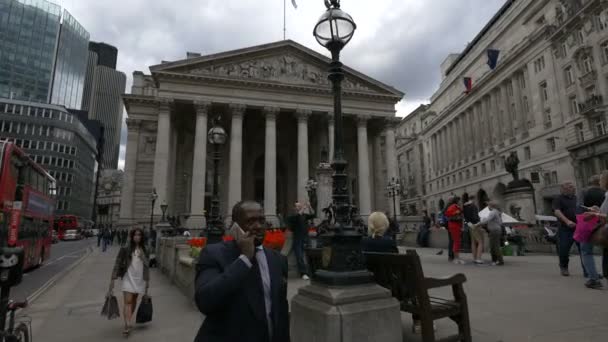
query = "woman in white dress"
xmin=110 ymin=227 xmax=149 ymax=337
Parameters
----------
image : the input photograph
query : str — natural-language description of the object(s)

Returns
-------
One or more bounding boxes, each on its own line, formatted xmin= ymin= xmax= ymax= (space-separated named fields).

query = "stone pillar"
xmin=356 ymin=116 xmax=372 ymax=217
xmin=227 ymin=104 xmax=245 ymax=214
xmin=502 ymin=82 xmax=514 ymax=139
xmin=447 ymin=122 xmax=455 ymax=167
xmin=485 ymin=96 xmax=494 ymax=146
xmin=264 ymin=106 xmax=279 ymax=220
xmin=513 ymin=73 xmax=525 ymax=135
xmin=328 ymin=114 xmax=335 ymax=163
xmin=119 ymin=118 xmax=141 ymax=223
xmin=296 ymin=109 xmax=311 ymax=203
xmin=456 ymin=116 xmax=464 ymax=161
xmin=373 ymin=134 xmax=384 ymax=211
xmin=188 ymin=101 xmax=209 ymax=228
xmin=152 ymin=99 xmax=172 ymax=214
xmin=385 ymin=120 xmax=400 ymax=217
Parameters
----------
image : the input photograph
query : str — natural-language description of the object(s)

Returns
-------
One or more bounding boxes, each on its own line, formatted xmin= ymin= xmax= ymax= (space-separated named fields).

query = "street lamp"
xmin=160 ymin=200 xmax=168 ymax=222
xmin=207 ymin=116 xmax=227 ymax=243
xmin=149 ymin=189 xmax=158 ymax=231
xmin=386 ymin=177 xmax=401 ymax=223
xmin=313 ymin=0 xmax=367 ymax=285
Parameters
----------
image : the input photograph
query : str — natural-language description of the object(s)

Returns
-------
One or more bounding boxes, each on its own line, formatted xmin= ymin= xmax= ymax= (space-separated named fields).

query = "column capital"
xmin=384 ymin=117 xmax=400 ymax=130
xmin=125 ymin=118 xmax=141 ymax=132
xmin=194 ymin=100 xmax=211 ymax=115
xmin=263 ymin=106 xmax=280 ymax=120
xmin=229 ymin=103 xmax=246 ymax=118
xmin=356 ymin=115 xmax=372 ymax=127
xmin=296 ymin=108 xmax=312 ymax=122
xmin=157 ymin=97 xmax=174 ymax=112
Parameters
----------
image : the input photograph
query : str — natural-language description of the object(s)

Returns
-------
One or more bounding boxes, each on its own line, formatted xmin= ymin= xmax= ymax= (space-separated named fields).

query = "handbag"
xmin=574 ymin=215 xmax=599 ymax=243
xmin=101 ymin=291 xmax=120 ymax=320
xmin=136 ymin=295 xmax=153 ymax=324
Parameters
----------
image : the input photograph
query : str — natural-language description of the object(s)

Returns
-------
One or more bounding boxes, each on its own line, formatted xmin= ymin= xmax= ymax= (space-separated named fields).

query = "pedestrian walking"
xmin=445 ymin=196 xmax=465 ymax=264
xmin=110 ymin=228 xmax=150 ymax=337
xmin=102 ymin=228 xmax=111 ymax=252
xmin=462 ymin=193 xmax=482 ymax=264
xmin=97 ymin=228 xmax=103 ymax=247
xmin=477 ymin=201 xmax=504 ymax=266
xmin=194 ymin=200 xmax=290 ymax=342
xmin=553 ymin=181 xmax=585 ymax=277
xmin=582 ymin=174 xmax=607 ymax=279
xmin=582 ymin=171 xmax=608 ymax=287
xmin=287 ymin=201 xmax=315 ymax=280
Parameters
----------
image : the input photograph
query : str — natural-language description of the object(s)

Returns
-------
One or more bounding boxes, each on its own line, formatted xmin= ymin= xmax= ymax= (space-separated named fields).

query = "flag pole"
xmin=283 ymin=0 xmax=286 ymax=40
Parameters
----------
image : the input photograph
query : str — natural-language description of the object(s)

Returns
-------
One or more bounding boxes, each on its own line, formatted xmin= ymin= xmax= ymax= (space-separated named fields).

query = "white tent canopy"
xmin=478 ymin=207 xmax=521 ymax=224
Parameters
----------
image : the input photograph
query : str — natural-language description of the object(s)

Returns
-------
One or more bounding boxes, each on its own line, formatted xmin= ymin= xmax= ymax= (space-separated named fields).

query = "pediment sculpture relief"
xmin=187 ymin=54 xmax=372 ymax=91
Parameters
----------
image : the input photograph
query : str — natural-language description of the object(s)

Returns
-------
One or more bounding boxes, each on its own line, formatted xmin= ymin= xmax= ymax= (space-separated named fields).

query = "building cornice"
xmin=152 ymin=71 xmax=402 ymax=102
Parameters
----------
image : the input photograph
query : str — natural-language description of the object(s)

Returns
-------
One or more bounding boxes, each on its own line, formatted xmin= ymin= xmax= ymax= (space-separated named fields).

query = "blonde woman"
xmin=361 ymin=212 xmax=399 ymax=253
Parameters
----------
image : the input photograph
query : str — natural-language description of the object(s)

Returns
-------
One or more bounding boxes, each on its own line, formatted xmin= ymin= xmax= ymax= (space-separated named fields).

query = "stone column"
xmin=502 ymin=82 xmax=514 ymax=139
xmin=328 ymin=114 xmax=335 ymax=163
xmin=119 ymin=118 xmax=141 ymax=223
xmin=152 ymin=99 xmax=172 ymax=214
xmin=448 ymin=122 xmax=455 ymax=167
xmin=512 ymin=73 xmax=525 ymax=135
xmin=356 ymin=116 xmax=372 ymax=217
xmin=485 ymin=96 xmax=494 ymax=146
xmin=373 ymin=134 xmax=384 ymax=211
xmin=456 ymin=116 xmax=464 ymax=161
xmin=438 ymin=128 xmax=445 ymax=171
xmin=296 ymin=109 xmax=311 ymax=202
xmin=227 ymin=104 xmax=245 ymax=214
xmin=385 ymin=119 xmax=400 ymax=217
xmin=264 ymin=106 xmax=279 ymax=220
xmin=188 ymin=101 xmax=209 ymax=228
xmin=431 ymin=133 xmax=438 ymax=172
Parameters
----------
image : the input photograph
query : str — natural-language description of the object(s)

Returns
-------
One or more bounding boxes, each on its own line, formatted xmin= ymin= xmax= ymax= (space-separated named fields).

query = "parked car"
xmin=63 ymin=229 xmax=82 ymax=241
xmin=52 ymin=231 xmax=59 ymax=244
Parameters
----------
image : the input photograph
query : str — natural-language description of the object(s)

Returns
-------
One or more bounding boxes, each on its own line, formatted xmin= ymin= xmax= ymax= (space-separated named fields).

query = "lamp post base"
xmin=291 ymin=282 xmax=402 ymax=342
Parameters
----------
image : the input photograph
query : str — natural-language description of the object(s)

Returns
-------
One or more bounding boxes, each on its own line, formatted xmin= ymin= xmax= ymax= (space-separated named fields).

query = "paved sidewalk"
xmin=23 ymin=246 xmax=202 ymax=342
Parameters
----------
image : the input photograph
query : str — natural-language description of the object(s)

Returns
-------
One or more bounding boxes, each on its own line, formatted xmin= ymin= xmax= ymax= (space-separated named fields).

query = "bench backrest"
xmin=364 ymin=250 xmax=430 ymax=308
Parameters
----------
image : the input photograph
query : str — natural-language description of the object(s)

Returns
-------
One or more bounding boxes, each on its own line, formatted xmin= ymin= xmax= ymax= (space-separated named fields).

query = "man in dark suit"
xmin=194 ymin=200 xmax=290 ymax=342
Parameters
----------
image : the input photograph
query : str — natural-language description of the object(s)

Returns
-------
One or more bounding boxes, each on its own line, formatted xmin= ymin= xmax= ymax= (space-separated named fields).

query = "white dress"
xmin=121 ymin=249 xmax=146 ymax=294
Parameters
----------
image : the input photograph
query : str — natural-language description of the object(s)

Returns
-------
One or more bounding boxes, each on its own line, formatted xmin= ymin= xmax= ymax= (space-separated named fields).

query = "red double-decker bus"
xmin=0 ymin=140 xmax=56 ymax=269
xmin=54 ymin=215 xmax=92 ymax=240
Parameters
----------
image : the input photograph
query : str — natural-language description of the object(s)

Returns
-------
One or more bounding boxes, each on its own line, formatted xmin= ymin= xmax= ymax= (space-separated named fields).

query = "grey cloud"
xmin=65 ymin=0 xmax=506 ymax=168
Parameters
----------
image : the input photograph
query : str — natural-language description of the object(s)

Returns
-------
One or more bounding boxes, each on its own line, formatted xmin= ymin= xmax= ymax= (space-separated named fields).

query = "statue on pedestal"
xmin=505 ymin=151 xmax=520 ymax=181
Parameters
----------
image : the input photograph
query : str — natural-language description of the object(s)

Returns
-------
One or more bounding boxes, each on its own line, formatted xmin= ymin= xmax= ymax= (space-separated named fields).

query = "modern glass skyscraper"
xmin=0 ymin=0 xmax=89 ymax=109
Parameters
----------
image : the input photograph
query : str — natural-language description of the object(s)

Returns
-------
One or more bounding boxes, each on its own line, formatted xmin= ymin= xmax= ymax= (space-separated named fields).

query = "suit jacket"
xmin=361 ymin=236 xmax=399 ymax=254
xmin=194 ymin=241 xmax=290 ymax=342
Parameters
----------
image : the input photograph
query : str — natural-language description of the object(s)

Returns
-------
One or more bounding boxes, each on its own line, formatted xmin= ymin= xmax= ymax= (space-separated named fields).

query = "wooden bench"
xmin=364 ymin=250 xmax=471 ymax=342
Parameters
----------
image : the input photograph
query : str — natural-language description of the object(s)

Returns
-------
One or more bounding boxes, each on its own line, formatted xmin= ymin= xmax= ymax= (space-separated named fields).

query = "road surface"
xmin=9 ymin=238 xmax=95 ymax=301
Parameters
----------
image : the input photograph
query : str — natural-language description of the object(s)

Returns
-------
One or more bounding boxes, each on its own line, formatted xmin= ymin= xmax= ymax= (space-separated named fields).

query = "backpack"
xmin=438 ymin=211 xmax=448 ymax=226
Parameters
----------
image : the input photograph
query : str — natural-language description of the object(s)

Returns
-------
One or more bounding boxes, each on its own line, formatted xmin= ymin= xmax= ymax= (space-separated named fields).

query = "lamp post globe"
xmin=312 ymin=0 xmax=369 ymax=286
xmin=207 ymin=118 xmax=227 ymax=243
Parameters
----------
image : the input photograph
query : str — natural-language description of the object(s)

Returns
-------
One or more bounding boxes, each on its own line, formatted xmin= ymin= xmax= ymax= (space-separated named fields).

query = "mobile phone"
xmin=580 ymin=205 xmax=592 ymax=211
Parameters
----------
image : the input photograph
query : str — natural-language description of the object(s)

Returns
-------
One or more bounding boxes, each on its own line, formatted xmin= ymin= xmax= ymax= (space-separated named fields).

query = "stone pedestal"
xmin=291 ymin=283 xmax=402 ymax=342
xmin=503 ymin=180 xmax=535 ymax=224
xmin=315 ymin=163 xmax=333 ymax=216
xmin=185 ymin=215 xmax=206 ymax=229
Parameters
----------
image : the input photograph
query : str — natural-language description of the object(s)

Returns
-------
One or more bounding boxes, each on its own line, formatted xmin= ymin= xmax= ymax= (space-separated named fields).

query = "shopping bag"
xmin=101 ymin=292 xmax=120 ymax=320
xmin=136 ymin=295 xmax=153 ymax=323
xmin=574 ymin=214 xmax=599 ymax=243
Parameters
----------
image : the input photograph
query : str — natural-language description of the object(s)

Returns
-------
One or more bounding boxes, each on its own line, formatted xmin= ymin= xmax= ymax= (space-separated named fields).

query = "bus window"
xmin=11 ymin=155 xmax=24 ymax=201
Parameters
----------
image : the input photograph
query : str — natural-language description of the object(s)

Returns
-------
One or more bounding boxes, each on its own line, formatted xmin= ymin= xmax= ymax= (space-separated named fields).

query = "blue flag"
xmin=487 ymin=49 xmax=500 ymax=70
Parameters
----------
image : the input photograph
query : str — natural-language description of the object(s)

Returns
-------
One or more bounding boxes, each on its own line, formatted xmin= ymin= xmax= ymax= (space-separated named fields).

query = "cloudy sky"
xmin=58 ymin=0 xmax=506 ymax=169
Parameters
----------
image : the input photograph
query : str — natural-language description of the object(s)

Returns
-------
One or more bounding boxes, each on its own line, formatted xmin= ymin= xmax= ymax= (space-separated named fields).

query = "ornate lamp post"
xmin=305 ymin=178 xmax=318 ymax=214
xmin=149 ymin=189 xmax=158 ymax=231
xmin=386 ymin=177 xmax=401 ymax=223
xmin=207 ymin=117 xmax=228 ymax=243
xmin=312 ymin=0 xmax=368 ymax=285
xmin=160 ymin=200 xmax=168 ymax=222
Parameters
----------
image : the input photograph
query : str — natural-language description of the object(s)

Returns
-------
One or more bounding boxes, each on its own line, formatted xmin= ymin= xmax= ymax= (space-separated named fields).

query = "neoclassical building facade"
xmin=397 ymin=0 xmax=608 ymax=217
xmin=119 ymin=40 xmax=403 ymax=227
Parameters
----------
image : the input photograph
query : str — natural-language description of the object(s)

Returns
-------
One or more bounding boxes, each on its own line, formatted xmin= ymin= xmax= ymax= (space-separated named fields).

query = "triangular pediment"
xmin=150 ymin=40 xmax=404 ymax=99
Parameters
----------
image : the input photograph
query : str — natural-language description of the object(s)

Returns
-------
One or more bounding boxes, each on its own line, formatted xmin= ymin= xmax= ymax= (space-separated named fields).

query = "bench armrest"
xmin=424 ymin=273 xmax=466 ymax=289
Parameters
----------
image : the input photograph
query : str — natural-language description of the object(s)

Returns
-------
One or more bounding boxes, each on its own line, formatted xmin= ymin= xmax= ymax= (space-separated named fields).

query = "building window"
xmin=519 ymin=74 xmax=527 ymax=89
xmin=582 ymin=55 xmax=593 ymax=74
xmin=523 ymin=97 xmax=530 ymax=114
xmin=524 ymin=146 xmax=531 ymax=160
xmin=561 ymin=42 xmax=568 ymax=57
xmin=534 ymin=56 xmax=545 ymax=73
xmin=490 ymin=160 xmax=496 ymax=171
xmin=551 ymin=171 xmax=558 ymax=185
xmin=545 ymin=109 xmax=552 ymax=126
xmin=481 ymin=163 xmax=487 ymax=174
xmin=547 ymin=138 xmax=557 ymax=152
xmin=459 ymin=172 xmax=463 ymax=182
xmin=473 ymin=167 xmax=478 ymax=177
xmin=578 ymin=29 xmax=584 ymax=43
xmin=575 ymin=123 xmax=585 ymax=142
xmin=530 ymin=172 xmax=540 ymax=183
xmin=565 ymin=66 xmax=574 ymax=85
xmin=466 ymin=170 xmax=471 ymax=179
xmin=602 ymin=41 xmax=608 ymax=64
xmin=570 ymin=96 xmax=579 ymax=115
xmin=593 ymin=117 xmax=607 ymax=136
xmin=507 ymin=81 xmax=513 ymax=97
xmin=597 ymin=14 xmax=607 ymax=31
xmin=446 ymin=177 xmax=450 ymax=186
xmin=540 ymin=82 xmax=548 ymax=103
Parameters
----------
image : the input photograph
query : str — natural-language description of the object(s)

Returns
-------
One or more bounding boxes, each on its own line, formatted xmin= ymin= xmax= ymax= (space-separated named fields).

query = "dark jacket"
xmin=194 ymin=241 xmax=290 ymax=342
xmin=361 ymin=236 xmax=399 ymax=254
xmin=462 ymin=201 xmax=480 ymax=224
xmin=287 ymin=213 xmax=315 ymax=239
xmin=583 ymin=186 xmax=606 ymax=208
xmin=111 ymin=246 xmax=150 ymax=281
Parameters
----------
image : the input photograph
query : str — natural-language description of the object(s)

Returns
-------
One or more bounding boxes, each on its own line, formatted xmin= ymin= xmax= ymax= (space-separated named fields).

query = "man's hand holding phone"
xmin=233 ymin=223 xmax=255 ymax=260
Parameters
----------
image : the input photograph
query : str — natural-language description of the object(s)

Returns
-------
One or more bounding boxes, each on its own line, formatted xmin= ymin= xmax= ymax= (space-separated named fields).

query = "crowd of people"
xmin=97 ymin=228 xmax=129 ymax=252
